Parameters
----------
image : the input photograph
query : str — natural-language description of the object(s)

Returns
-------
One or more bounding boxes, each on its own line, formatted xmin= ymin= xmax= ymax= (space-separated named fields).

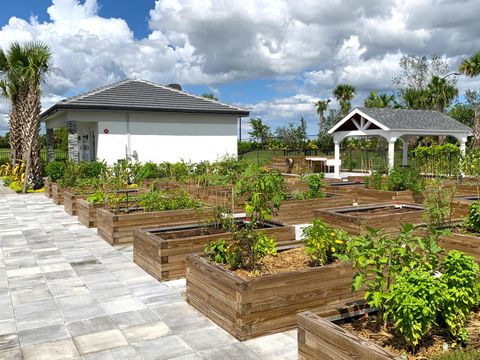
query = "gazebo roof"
xmin=328 ymin=107 xmax=472 ymax=134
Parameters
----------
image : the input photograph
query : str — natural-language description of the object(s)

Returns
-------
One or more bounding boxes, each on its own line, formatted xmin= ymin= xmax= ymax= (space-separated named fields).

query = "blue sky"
xmin=0 ymin=0 xmax=479 ymax=137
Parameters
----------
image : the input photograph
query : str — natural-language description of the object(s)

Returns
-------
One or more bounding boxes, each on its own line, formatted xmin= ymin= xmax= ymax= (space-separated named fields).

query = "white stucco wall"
xmin=94 ymin=111 xmax=237 ymax=164
xmin=43 ymin=109 xmax=239 ymax=164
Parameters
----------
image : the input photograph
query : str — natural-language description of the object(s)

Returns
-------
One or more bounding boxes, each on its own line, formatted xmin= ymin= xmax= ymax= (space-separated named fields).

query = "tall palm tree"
xmin=459 ymin=51 xmax=480 ymax=148
xmin=333 ymin=84 xmax=356 ymax=115
xmin=315 ymin=99 xmax=330 ymax=133
xmin=427 ymin=76 xmax=458 ymax=112
xmin=401 ymin=87 xmax=432 ymax=110
xmin=5 ymin=42 xmax=53 ymax=191
xmin=0 ymin=48 xmax=25 ymax=167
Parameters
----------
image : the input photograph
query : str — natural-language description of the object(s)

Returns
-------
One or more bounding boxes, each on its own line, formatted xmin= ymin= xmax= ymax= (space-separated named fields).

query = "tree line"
xmin=245 ymin=52 xmax=480 ymax=153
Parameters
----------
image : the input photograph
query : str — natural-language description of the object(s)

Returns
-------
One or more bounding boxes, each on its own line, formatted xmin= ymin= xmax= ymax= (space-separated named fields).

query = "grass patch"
xmin=431 ymin=350 xmax=480 ymax=360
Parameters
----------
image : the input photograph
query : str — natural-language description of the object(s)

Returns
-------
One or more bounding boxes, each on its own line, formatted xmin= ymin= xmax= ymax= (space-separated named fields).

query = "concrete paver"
xmin=0 ymin=190 xmax=297 ymax=359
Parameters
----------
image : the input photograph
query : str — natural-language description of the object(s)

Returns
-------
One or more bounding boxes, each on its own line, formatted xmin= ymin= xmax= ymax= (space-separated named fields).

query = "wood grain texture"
xmin=313 ymin=203 xmax=425 ymax=235
xmin=63 ymin=191 xmax=84 ymax=216
xmin=44 ymin=179 xmax=53 ymax=198
xmin=438 ymin=232 xmax=480 ymax=261
xmin=297 ymin=312 xmax=401 ymax=360
xmin=97 ymin=207 xmax=214 ymax=245
xmin=186 ymin=254 xmax=361 ymax=340
xmin=51 ymin=183 xmax=65 ymax=205
xmin=77 ymin=199 xmax=104 ymax=228
xmin=133 ymin=225 xmax=297 ymax=281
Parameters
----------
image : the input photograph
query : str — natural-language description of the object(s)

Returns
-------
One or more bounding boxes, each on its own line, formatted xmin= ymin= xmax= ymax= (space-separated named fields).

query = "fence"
xmin=0 ymin=149 xmax=68 ymax=163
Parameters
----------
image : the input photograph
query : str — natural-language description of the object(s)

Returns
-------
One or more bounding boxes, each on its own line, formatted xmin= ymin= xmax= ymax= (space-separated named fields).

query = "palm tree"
xmin=0 ymin=47 xmax=26 ymax=167
xmin=401 ymin=87 xmax=432 ymax=110
xmin=4 ymin=42 xmax=53 ymax=191
xmin=459 ymin=51 xmax=480 ymax=147
xmin=333 ymin=84 xmax=356 ymax=115
xmin=427 ymin=76 xmax=458 ymax=112
xmin=315 ymin=99 xmax=330 ymax=133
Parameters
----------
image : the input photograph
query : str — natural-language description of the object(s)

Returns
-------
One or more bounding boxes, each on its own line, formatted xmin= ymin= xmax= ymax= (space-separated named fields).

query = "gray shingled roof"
xmin=356 ymin=107 xmax=471 ymax=132
xmin=41 ymin=79 xmax=250 ymax=119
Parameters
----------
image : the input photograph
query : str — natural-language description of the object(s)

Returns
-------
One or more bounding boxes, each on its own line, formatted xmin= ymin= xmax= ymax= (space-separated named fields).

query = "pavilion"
xmin=327 ymin=107 xmax=472 ymax=178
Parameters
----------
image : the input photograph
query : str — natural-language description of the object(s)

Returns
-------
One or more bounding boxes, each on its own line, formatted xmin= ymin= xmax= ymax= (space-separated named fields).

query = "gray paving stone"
xmin=73 ymin=329 xmax=128 ymax=355
xmin=0 ymin=190 xmax=298 ymax=359
xmin=133 ymin=335 xmax=194 ymax=360
xmin=21 ymin=338 xmax=80 ymax=360
xmin=110 ymin=309 xmax=160 ymax=329
xmin=67 ymin=316 xmax=117 ymax=337
xmin=18 ymin=323 xmax=70 ymax=347
xmin=179 ymin=327 xmax=238 ymax=352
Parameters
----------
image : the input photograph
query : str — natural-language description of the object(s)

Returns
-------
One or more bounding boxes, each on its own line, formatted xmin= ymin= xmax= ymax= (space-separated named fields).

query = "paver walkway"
xmin=0 ymin=190 xmax=297 ymax=359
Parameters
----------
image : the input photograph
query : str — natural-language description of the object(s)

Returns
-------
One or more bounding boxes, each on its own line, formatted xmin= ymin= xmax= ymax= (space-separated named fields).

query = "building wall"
xmin=92 ymin=111 xmax=238 ymax=164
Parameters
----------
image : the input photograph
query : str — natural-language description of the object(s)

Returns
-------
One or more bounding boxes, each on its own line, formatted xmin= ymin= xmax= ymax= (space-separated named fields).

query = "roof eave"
xmin=41 ymin=104 xmax=250 ymax=121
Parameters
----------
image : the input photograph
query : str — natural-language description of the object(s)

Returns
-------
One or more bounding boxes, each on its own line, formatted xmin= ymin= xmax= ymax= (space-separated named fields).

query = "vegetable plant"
xmin=423 ymin=180 xmax=455 ymax=227
xmin=465 ymin=201 xmax=480 ymax=232
xmin=302 ymin=219 xmax=348 ymax=266
xmin=386 ymin=166 xmax=425 ymax=193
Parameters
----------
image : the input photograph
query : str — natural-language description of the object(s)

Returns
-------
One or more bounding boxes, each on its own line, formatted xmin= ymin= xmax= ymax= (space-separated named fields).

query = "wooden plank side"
xmin=297 ymin=312 xmax=401 ymax=360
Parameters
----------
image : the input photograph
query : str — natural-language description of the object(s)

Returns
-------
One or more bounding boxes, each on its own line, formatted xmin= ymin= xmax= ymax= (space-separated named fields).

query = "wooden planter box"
xmin=356 ymin=188 xmax=424 ymax=203
xmin=273 ymin=194 xmax=355 ymax=225
xmin=77 ymin=199 xmax=103 ymax=228
xmin=133 ymin=223 xmax=296 ymax=281
xmin=97 ymin=207 xmax=214 ymax=245
xmin=44 ymin=178 xmax=53 ymax=198
xmin=298 ymin=312 xmax=401 ymax=360
xmin=314 ymin=203 xmax=425 ymax=235
xmin=63 ymin=190 xmax=85 ymax=216
xmin=438 ymin=232 xmax=480 ymax=262
xmin=186 ymin=254 xmax=360 ymax=340
xmin=51 ymin=183 xmax=65 ymax=205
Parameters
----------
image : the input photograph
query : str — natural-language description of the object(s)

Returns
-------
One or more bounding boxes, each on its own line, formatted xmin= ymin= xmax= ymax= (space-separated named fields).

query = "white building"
xmin=41 ymin=79 xmax=249 ymax=164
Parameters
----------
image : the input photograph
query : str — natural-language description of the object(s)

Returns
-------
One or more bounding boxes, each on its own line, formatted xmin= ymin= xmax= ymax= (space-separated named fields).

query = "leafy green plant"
xmin=86 ymin=191 xmax=106 ymax=204
xmin=205 ymin=230 xmax=276 ymax=270
xmin=337 ymin=224 xmax=444 ymax=312
xmin=386 ymin=166 xmax=425 ymax=193
xmin=440 ymin=250 xmax=480 ymax=345
xmin=423 ymin=180 xmax=455 ymax=227
xmin=134 ymin=162 xmax=159 ymax=182
xmin=465 ymin=201 xmax=480 ymax=232
xmin=44 ymin=160 xmax=66 ymax=181
xmin=384 ymin=266 xmax=446 ymax=349
xmin=302 ymin=219 xmax=348 ymax=266
xmin=365 ymin=171 xmax=383 ymax=190
xmin=137 ymin=190 xmax=201 ymax=212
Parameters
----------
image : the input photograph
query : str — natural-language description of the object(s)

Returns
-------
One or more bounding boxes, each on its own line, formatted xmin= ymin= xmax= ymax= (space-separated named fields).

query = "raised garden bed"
xmin=186 ymin=253 xmax=360 ymax=340
xmin=314 ymin=203 xmax=425 ymax=235
xmin=97 ymin=207 xmax=214 ymax=245
xmin=134 ymin=220 xmax=296 ymax=281
xmin=438 ymin=231 xmax=480 ymax=262
xmin=77 ymin=199 xmax=103 ymax=228
xmin=44 ymin=178 xmax=53 ymax=198
xmin=273 ymin=194 xmax=355 ymax=225
xmin=298 ymin=312 xmax=402 ymax=360
xmin=51 ymin=183 xmax=65 ymax=205
xmin=63 ymin=190 xmax=85 ymax=216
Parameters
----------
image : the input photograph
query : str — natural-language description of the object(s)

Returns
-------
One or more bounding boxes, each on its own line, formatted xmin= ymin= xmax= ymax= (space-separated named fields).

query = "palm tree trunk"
xmin=21 ymin=85 xmax=43 ymax=191
xmin=471 ymin=108 xmax=480 ymax=149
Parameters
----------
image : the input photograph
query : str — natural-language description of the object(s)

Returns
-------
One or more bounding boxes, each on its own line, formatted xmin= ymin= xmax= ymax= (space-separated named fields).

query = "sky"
xmin=0 ymin=0 xmax=480 ymax=137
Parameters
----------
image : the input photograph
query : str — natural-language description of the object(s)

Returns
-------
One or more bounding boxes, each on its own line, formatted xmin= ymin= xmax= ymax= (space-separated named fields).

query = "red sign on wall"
xmin=103 ymin=128 xmax=109 ymax=134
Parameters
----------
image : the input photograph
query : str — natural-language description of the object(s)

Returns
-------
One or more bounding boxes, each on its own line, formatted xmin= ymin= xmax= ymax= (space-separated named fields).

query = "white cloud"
xmin=1 ymin=0 xmax=480 ymax=136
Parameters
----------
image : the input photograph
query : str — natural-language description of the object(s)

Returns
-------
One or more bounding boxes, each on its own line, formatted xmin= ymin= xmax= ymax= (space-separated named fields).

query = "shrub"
xmin=302 ymin=219 xmax=348 ymax=266
xmin=135 ymin=162 xmax=159 ymax=182
xmin=386 ymin=166 xmax=425 ymax=193
xmin=423 ymin=180 xmax=455 ymax=227
xmin=137 ymin=190 xmax=201 ymax=212
xmin=440 ymin=251 xmax=480 ymax=344
xmin=364 ymin=171 xmax=383 ymax=190
xmin=465 ymin=202 xmax=480 ymax=232
xmin=385 ymin=267 xmax=446 ymax=349
xmin=45 ymin=161 xmax=66 ymax=182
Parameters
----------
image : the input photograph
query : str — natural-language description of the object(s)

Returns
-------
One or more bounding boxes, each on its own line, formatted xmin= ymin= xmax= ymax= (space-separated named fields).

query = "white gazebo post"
xmin=388 ymin=136 xmax=397 ymax=170
xmin=333 ymin=139 xmax=341 ymax=178
xmin=459 ymin=136 xmax=467 ymax=157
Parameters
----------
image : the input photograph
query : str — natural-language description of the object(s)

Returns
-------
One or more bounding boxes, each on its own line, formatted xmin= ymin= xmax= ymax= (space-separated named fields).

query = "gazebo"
xmin=327 ymin=107 xmax=472 ymax=178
